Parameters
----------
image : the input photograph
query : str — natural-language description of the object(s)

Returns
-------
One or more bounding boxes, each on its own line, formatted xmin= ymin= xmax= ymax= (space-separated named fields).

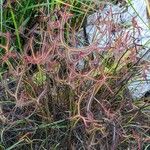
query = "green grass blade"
xmin=9 ymin=3 xmax=22 ymax=52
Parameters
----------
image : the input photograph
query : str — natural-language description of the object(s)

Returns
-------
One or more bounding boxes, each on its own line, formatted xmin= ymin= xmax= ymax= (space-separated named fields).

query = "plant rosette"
xmin=32 ymin=71 xmax=46 ymax=85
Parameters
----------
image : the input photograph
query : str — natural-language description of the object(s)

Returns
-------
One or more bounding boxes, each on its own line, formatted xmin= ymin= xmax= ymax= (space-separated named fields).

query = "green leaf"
xmin=33 ymin=71 xmax=46 ymax=85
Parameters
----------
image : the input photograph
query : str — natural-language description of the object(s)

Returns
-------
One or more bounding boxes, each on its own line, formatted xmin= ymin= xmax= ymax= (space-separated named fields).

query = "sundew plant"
xmin=0 ymin=0 xmax=150 ymax=149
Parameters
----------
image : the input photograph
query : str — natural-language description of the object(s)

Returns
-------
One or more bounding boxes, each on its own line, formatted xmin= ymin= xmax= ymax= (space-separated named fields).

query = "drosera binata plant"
xmin=0 ymin=1 xmax=149 ymax=149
